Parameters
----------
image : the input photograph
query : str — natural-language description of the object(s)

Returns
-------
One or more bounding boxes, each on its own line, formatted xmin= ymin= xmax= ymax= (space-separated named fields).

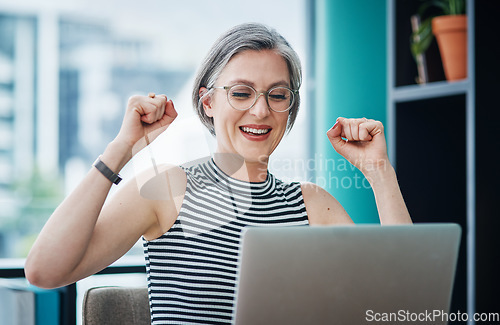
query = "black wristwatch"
xmin=93 ymin=156 xmax=122 ymax=185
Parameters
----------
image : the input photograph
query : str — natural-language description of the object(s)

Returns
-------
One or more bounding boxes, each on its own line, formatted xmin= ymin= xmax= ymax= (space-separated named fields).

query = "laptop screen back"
xmin=234 ymin=224 xmax=461 ymax=325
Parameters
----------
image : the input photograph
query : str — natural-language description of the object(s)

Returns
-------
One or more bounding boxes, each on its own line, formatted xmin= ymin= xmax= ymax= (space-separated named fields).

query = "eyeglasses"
xmin=211 ymin=84 xmax=297 ymax=112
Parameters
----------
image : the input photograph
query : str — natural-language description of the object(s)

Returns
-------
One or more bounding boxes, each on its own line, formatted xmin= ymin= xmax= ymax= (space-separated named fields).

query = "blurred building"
xmin=0 ymin=11 xmax=190 ymax=257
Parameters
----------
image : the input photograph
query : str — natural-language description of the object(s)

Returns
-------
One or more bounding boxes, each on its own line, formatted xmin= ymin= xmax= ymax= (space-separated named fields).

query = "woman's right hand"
xmin=115 ymin=93 xmax=178 ymax=153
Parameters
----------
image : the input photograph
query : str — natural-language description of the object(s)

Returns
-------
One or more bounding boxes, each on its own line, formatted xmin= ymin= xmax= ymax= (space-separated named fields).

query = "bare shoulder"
xmin=300 ymin=182 xmax=353 ymax=225
xmin=113 ymin=163 xmax=187 ymax=240
xmin=133 ymin=163 xmax=187 ymax=200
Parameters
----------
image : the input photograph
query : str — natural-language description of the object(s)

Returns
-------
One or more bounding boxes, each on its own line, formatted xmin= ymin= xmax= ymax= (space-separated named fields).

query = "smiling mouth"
xmin=239 ymin=126 xmax=271 ymax=135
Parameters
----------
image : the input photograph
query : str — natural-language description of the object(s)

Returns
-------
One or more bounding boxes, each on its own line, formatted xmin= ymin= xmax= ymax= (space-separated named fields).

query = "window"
xmin=0 ymin=0 xmax=309 ymax=260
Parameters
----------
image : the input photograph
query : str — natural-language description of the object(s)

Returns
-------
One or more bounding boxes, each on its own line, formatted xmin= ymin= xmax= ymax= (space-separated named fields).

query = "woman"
xmin=25 ymin=23 xmax=411 ymax=324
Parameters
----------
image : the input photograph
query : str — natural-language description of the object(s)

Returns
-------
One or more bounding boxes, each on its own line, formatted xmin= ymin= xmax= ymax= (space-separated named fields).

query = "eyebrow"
xmin=227 ymin=79 xmax=291 ymax=89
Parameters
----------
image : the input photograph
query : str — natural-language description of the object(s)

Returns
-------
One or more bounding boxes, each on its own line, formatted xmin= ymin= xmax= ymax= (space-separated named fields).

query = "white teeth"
xmin=241 ymin=127 xmax=270 ymax=135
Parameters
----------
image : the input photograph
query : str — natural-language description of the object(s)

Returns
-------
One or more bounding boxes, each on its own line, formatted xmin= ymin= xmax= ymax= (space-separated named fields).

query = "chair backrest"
xmin=82 ymin=286 xmax=150 ymax=325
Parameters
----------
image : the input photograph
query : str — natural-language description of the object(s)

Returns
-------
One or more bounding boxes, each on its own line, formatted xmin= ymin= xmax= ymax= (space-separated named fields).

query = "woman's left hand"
xmin=326 ymin=117 xmax=389 ymax=175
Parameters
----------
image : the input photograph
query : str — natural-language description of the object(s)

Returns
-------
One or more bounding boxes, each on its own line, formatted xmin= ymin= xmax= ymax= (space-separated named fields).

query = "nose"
xmin=249 ymin=93 xmax=271 ymax=119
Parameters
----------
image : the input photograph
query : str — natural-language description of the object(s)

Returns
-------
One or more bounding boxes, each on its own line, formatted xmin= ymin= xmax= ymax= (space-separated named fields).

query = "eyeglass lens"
xmin=227 ymin=85 xmax=293 ymax=111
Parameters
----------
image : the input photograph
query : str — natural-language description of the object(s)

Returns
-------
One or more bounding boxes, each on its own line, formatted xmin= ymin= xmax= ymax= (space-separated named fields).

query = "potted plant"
xmin=410 ymin=0 xmax=467 ymax=82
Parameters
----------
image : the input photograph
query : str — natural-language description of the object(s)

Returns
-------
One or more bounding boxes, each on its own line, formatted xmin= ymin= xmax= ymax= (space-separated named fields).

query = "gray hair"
xmin=192 ymin=22 xmax=302 ymax=136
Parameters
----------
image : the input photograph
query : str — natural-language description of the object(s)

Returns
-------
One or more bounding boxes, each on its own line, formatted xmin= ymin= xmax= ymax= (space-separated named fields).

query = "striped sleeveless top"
xmin=143 ymin=158 xmax=309 ymax=324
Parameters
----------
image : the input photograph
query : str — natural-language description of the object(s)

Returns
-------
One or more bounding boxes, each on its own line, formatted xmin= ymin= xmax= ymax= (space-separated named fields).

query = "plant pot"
xmin=432 ymin=14 xmax=467 ymax=81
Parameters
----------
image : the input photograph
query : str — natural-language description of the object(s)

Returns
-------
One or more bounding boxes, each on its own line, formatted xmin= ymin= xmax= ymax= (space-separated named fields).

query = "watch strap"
xmin=93 ymin=156 xmax=122 ymax=185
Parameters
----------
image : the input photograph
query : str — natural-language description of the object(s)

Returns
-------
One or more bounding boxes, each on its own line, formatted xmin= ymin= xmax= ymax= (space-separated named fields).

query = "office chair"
xmin=82 ymin=286 xmax=150 ymax=325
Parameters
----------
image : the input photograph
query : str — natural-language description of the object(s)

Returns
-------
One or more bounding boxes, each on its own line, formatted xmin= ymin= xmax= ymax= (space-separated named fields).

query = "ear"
xmin=199 ymin=87 xmax=214 ymax=117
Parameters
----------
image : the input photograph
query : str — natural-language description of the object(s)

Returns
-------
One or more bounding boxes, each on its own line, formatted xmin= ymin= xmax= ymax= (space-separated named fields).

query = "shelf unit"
xmin=387 ymin=0 xmax=475 ymax=318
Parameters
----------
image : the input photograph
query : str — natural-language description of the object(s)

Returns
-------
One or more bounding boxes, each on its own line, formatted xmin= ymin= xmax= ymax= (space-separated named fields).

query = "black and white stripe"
xmin=143 ymin=158 xmax=309 ymax=324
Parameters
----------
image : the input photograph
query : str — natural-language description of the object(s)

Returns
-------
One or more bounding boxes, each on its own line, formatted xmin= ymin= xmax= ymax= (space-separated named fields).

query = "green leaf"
xmin=410 ymin=17 xmax=434 ymax=59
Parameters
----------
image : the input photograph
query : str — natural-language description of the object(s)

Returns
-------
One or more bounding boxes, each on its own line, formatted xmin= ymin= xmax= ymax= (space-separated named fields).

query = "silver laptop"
xmin=234 ymin=223 xmax=461 ymax=325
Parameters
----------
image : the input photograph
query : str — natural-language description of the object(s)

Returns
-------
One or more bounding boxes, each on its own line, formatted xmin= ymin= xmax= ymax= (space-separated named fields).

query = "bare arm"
xmin=363 ymin=164 xmax=412 ymax=225
xmin=25 ymin=94 xmax=178 ymax=288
